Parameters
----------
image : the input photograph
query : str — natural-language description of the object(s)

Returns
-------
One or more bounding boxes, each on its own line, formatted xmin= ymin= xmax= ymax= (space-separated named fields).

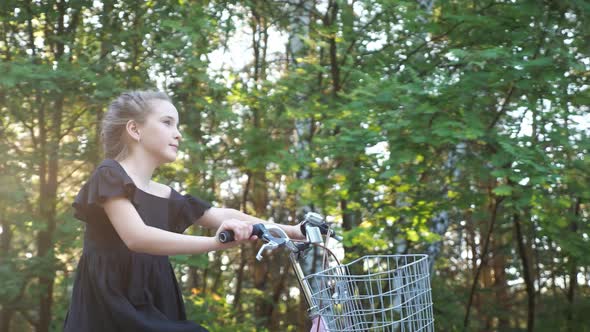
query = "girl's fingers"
xmin=219 ymin=219 xmax=256 ymax=242
xmin=226 ymin=222 xmax=260 ymax=242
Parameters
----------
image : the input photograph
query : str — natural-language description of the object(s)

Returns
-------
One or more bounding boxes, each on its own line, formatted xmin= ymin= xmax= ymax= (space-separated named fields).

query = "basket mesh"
xmin=303 ymin=255 xmax=434 ymax=332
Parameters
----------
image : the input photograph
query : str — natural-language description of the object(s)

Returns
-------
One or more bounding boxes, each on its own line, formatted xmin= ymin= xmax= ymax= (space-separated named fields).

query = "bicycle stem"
xmin=289 ymin=252 xmax=319 ymax=317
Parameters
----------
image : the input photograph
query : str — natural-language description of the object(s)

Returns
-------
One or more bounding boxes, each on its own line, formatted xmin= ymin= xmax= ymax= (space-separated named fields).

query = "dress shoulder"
xmin=72 ymin=159 xmax=137 ymax=223
xmin=169 ymin=190 xmax=212 ymax=233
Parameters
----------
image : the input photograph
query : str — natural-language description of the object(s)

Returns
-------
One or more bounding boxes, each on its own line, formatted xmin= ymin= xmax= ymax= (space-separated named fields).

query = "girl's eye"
xmin=163 ymin=120 xmax=172 ymax=125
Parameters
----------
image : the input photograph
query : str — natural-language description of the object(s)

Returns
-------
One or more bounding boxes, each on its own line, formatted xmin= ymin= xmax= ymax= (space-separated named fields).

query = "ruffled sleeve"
xmin=72 ymin=160 xmax=137 ymax=223
xmin=169 ymin=192 xmax=212 ymax=233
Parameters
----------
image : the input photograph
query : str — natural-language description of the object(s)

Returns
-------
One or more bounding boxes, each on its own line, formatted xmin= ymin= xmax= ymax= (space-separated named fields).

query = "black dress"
xmin=63 ymin=159 xmax=211 ymax=332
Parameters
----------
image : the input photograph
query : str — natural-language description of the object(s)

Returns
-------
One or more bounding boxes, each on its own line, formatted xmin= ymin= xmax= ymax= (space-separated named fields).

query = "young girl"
xmin=63 ymin=90 xmax=304 ymax=332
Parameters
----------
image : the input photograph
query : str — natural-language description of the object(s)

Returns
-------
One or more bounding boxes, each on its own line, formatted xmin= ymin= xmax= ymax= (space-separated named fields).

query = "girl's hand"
xmin=291 ymin=222 xmax=307 ymax=240
xmin=215 ymin=219 xmax=257 ymax=243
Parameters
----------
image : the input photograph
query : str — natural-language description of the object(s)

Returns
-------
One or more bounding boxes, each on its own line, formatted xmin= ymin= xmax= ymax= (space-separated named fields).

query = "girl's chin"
xmin=156 ymin=152 xmax=177 ymax=164
xmin=166 ymin=152 xmax=178 ymax=162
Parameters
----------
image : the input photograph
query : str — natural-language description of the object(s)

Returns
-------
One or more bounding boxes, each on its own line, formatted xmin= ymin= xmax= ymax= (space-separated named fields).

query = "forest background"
xmin=1 ymin=0 xmax=589 ymax=331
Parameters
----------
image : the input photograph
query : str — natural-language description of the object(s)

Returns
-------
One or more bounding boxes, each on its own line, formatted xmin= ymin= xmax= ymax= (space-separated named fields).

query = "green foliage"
xmin=184 ymin=291 xmax=265 ymax=332
xmin=1 ymin=0 xmax=589 ymax=331
xmin=171 ymin=254 xmax=209 ymax=269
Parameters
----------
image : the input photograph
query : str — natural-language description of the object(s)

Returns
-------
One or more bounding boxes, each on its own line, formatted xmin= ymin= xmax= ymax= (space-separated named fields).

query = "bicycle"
xmin=219 ymin=212 xmax=435 ymax=332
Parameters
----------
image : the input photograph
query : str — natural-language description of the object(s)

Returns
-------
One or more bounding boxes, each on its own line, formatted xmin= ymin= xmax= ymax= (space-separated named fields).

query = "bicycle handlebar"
xmin=217 ymin=213 xmax=340 ymax=260
xmin=218 ymin=224 xmax=267 ymax=243
xmin=218 ymin=219 xmax=340 ymax=244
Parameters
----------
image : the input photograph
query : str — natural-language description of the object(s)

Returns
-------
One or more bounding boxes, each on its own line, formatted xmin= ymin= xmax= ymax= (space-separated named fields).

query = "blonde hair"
xmin=101 ymin=90 xmax=171 ymax=160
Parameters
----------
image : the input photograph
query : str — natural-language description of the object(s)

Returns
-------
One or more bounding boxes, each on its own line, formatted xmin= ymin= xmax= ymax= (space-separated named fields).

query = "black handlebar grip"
xmin=218 ymin=230 xmax=235 ymax=243
xmin=218 ymin=224 xmax=266 ymax=243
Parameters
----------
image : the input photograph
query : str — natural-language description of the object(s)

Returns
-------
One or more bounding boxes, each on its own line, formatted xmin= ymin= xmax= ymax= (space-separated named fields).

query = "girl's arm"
xmin=198 ymin=207 xmax=305 ymax=240
xmin=103 ymin=197 xmax=255 ymax=256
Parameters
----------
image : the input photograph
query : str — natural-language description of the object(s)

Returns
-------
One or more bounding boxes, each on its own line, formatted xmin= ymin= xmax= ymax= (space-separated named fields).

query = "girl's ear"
xmin=125 ymin=120 xmax=141 ymax=143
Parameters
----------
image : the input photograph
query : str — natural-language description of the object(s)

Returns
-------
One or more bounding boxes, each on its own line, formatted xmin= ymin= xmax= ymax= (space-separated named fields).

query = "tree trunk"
xmin=464 ymin=195 xmax=502 ymax=330
xmin=492 ymin=227 xmax=510 ymax=330
xmin=482 ymin=262 xmax=493 ymax=330
xmin=37 ymin=95 xmax=63 ymax=332
xmin=328 ymin=0 xmax=340 ymax=96
xmin=0 ymin=213 xmax=14 ymax=332
xmin=566 ymin=198 xmax=580 ymax=331
xmin=513 ymin=212 xmax=535 ymax=332
xmin=0 ymin=309 xmax=14 ymax=332
xmin=286 ymin=0 xmax=315 ymax=329
xmin=269 ymin=263 xmax=289 ymax=331
xmin=232 ymin=243 xmax=247 ymax=315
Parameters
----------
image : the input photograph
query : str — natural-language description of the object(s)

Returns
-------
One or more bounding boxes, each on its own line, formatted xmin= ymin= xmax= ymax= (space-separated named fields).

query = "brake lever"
xmin=256 ymin=241 xmax=280 ymax=261
xmin=255 ymin=224 xmax=290 ymax=260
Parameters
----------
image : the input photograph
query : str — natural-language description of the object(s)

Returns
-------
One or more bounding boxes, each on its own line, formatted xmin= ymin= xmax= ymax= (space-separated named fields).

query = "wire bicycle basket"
xmin=303 ymin=254 xmax=435 ymax=332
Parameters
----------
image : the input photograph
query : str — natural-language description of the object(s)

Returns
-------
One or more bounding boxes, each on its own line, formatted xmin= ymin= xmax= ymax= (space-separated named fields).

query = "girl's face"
xmin=136 ymin=100 xmax=182 ymax=164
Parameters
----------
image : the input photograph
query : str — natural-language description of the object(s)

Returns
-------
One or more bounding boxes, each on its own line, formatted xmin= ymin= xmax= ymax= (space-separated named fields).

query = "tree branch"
xmin=487 ymin=83 xmax=515 ymax=131
xmin=58 ymin=107 xmax=89 ymax=141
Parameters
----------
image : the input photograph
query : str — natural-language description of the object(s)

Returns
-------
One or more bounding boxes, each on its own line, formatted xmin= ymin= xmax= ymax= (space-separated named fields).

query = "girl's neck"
xmin=118 ymin=153 xmax=157 ymax=190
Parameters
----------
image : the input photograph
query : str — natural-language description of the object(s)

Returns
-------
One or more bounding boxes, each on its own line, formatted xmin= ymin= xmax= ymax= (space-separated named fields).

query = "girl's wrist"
xmin=202 ymin=234 xmax=232 ymax=251
xmin=287 ymin=224 xmax=305 ymax=240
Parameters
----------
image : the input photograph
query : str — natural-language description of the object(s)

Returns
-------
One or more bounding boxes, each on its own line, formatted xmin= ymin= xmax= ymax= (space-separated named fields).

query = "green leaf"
xmin=493 ymin=184 xmax=513 ymax=196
